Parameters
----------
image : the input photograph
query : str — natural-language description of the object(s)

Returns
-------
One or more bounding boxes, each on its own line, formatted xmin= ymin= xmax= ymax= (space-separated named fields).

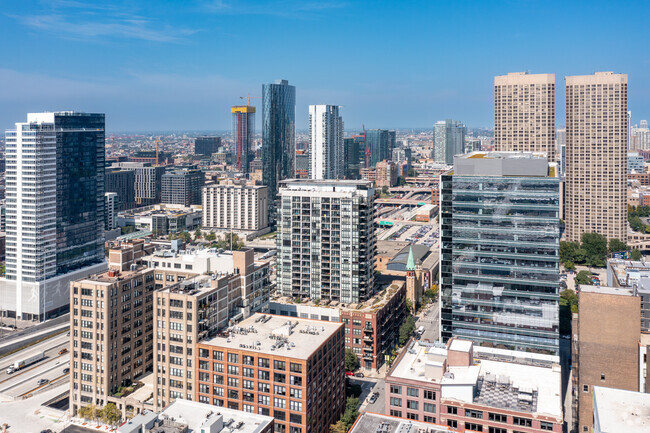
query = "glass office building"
xmin=440 ymin=152 xmax=560 ymax=354
xmin=365 ymin=129 xmax=395 ymax=168
xmin=262 ymin=79 xmax=296 ymax=205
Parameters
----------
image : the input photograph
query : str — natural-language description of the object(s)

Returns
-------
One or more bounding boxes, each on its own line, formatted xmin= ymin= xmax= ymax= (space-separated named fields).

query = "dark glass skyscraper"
xmin=365 ymin=129 xmax=395 ymax=168
xmin=262 ymin=79 xmax=296 ymax=204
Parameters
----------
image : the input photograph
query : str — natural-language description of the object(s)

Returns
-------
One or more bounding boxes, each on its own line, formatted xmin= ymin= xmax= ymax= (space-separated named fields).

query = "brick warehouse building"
xmin=196 ymin=314 xmax=345 ymax=433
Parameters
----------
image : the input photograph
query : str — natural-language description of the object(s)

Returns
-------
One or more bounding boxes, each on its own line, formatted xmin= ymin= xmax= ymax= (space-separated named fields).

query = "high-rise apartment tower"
xmin=494 ymin=72 xmax=556 ymax=161
xmin=564 ymin=72 xmax=628 ymax=242
xmin=232 ymin=105 xmax=255 ymax=174
xmin=308 ymin=105 xmax=344 ymax=180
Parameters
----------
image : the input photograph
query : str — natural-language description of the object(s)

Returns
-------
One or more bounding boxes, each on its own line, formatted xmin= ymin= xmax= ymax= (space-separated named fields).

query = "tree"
xmin=564 ymin=261 xmax=576 ymax=271
xmin=340 ymin=396 xmax=360 ymax=428
xmin=77 ymin=405 xmax=95 ymax=420
xmin=631 ymin=249 xmax=643 ymax=261
xmin=399 ymin=315 xmax=416 ymax=346
xmin=405 ymin=298 xmax=414 ymax=312
xmin=329 ymin=421 xmax=347 ymax=433
xmin=559 ymin=289 xmax=579 ymax=335
xmin=205 ymin=231 xmax=216 ymax=241
xmin=608 ymin=238 xmax=628 ymax=254
xmin=344 ymin=349 xmax=359 ymax=372
xmin=194 ymin=228 xmax=202 ymax=240
xmin=99 ymin=403 xmax=122 ymax=426
xmin=581 ymin=232 xmax=607 ymax=267
xmin=381 ymin=186 xmax=389 ymax=195
xmin=397 ymin=176 xmax=406 ymax=186
xmin=574 ymin=270 xmax=593 ymax=286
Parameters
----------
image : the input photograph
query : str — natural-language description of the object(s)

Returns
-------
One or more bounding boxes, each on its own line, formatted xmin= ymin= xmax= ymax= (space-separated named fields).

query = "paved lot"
xmin=0 ymin=381 xmax=68 ymax=433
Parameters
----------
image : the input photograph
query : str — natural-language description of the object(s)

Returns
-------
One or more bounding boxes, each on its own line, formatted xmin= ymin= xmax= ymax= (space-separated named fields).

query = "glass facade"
xmin=55 ymin=112 xmax=105 ymax=275
xmin=262 ymin=80 xmax=296 ymax=205
xmin=365 ymin=129 xmax=395 ymax=168
xmin=441 ymin=174 xmax=560 ymax=354
xmin=433 ymin=120 xmax=466 ymax=165
xmin=343 ymin=138 xmax=360 ymax=179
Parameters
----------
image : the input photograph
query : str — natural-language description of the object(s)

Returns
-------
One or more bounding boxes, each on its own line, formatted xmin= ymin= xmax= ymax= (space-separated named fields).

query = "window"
xmin=447 ymin=420 xmax=457 ymax=429
xmin=601 ymin=373 xmax=606 ymax=381
xmin=258 ymin=382 xmax=270 ymax=393
xmin=423 ymin=403 xmax=436 ymax=413
xmin=465 ymin=409 xmax=483 ymax=419
xmin=513 ymin=417 xmax=532 ymax=427
xmin=243 ymin=367 xmax=254 ymax=378
xmin=259 ymin=370 xmax=270 ymax=380
xmin=258 ymin=395 xmax=270 ymax=405
xmin=406 ymin=413 xmax=418 ymax=420
xmin=583 ymin=385 xmax=589 ymax=392
xmin=390 ymin=410 xmax=402 ymax=418
xmin=289 ymin=401 xmax=302 ymax=412
xmin=259 ymin=358 xmax=270 ymax=368
xmin=424 ymin=390 xmax=436 ymax=400
xmin=447 ymin=406 xmax=457 ymax=414
xmin=290 ymin=388 xmax=302 ymax=399
xmin=407 ymin=400 xmax=418 ymax=410
xmin=274 ymin=360 xmax=286 ymax=370
xmin=390 ymin=397 xmax=402 ymax=407
xmin=274 ymin=385 xmax=286 ymax=395
xmin=465 ymin=423 xmax=482 ymax=432
xmin=227 ymin=377 xmax=239 ymax=387
xmin=213 ymin=363 xmax=224 ymax=373
xmin=407 ymin=387 xmax=419 ymax=397
xmin=243 ymin=355 xmax=254 ymax=365
xmin=289 ymin=413 xmax=302 ymax=424
xmin=274 ymin=373 xmax=286 ymax=383
xmin=227 ymin=365 xmax=239 ymax=375
xmin=424 ymin=415 xmax=435 ymax=423
xmin=274 ymin=397 xmax=286 ymax=408
xmin=290 ymin=362 xmax=302 ymax=373
xmin=489 ymin=428 xmax=507 ymax=433
xmin=489 ymin=413 xmax=507 ymax=423
xmin=243 ymin=380 xmax=254 ymax=390
xmin=390 ymin=385 xmax=402 ymax=394
xmin=540 ymin=421 xmax=554 ymax=431
xmin=228 ymin=353 xmax=238 ymax=363
xmin=213 ymin=350 xmax=223 ymax=361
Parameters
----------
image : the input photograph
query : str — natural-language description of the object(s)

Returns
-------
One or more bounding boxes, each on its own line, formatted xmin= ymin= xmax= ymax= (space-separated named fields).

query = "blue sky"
xmin=1 ymin=0 xmax=649 ymax=132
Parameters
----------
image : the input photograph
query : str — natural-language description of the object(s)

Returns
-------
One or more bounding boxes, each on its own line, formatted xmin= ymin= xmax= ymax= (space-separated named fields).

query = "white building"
xmin=592 ymin=386 xmax=650 ymax=433
xmin=105 ymin=192 xmax=118 ymax=230
xmin=202 ymin=180 xmax=269 ymax=235
xmin=2 ymin=112 xmax=106 ymax=320
xmin=308 ymin=105 xmax=344 ymax=180
xmin=276 ymin=179 xmax=376 ymax=303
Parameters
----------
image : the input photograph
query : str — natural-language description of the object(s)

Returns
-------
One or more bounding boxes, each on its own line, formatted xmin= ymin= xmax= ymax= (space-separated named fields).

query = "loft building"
xmin=196 ymin=314 xmax=346 ymax=433
xmin=276 ymin=180 xmax=376 ymax=303
xmin=440 ymin=152 xmax=560 ymax=354
xmin=3 ymin=112 xmax=106 ymax=320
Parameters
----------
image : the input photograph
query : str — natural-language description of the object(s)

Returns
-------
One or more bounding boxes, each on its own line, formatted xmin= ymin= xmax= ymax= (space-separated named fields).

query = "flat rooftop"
xmin=579 ymin=285 xmax=634 ymax=296
xmin=146 ymin=399 xmax=273 ymax=433
xmin=158 ymin=275 xmax=218 ymax=297
xmin=201 ymin=313 xmax=343 ymax=360
xmin=350 ymin=412 xmax=455 ymax=433
xmin=389 ymin=341 xmax=562 ymax=418
xmin=593 ymin=386 xmax=650 ymax=433
xmin=78 ymin=266 xmax=149 ymax=285
xmin=146 ymin=249 xmax=236 ymax=274
xmin=453 ymin=151 xmax=552 ymax=178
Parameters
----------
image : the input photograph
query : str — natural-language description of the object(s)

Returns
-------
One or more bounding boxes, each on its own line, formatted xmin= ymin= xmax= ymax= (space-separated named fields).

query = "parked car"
xmin=354 ymin=372 xmax=364 ymax=378
xmin=345 ymin=371 xmax=354 ymax=376
xmin=368 ymin=393 xmax=379 ymax=404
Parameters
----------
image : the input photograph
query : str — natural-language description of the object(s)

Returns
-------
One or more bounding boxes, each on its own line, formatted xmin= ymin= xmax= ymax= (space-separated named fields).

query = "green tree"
xmin=608 ymin=238 xmax=628 ymax=254
xmin=399 ymin=315 xmax=416 ymax=346
xmin=205 ymin=231 xmax=216 ymax=241
xmin=581 ymin=232 xmax=608 ymax=267
xmin=77 ymin=405 xmax=95 ymax=420
xmin=564 ymin=261 xmax=576 ymax=271
xmin=381 ymin=186 xmax=389 ymax=195
xmin=397 ymin=176 xmax=406 ymax=186
xmin=574 ymin=270 xmax=593 ymax=286
xmin=631 ymin=249 xmax=643 ymax=261
xmin=340 ymin=396 xmax=360 ymax=428
xmin=559 ymin=289 xmax=579 ymax=335
xmin=194 ymin=228 xmax=202 ymax=240
xmin=329 ymin=421 xmax=347 ymax=433
xmin=344 ymin=349 xmax=359 ymax=372
xmin=405 ymin=298 xmax=414 ymax=312
xmin=99 ymin=403 xmax=122 ymax=426
xmin=0 ymin=263 xmax=5 ymax=277
xmin=559 ymin=241 xmax=581 ymax=264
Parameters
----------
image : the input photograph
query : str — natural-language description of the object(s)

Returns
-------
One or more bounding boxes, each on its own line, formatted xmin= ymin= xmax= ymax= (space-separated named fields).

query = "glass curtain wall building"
xmin=365 ymin=129 xmax=395 ymax=168
xmin=262 ymin=79 xmax=296 ymax=206
xmin=440 ymin=152 xmax=560 ymax=354
xmin=231 ymin=105 xmax=255 ymax=174
xmin=433 ymin=119 xmax=466 ymax=165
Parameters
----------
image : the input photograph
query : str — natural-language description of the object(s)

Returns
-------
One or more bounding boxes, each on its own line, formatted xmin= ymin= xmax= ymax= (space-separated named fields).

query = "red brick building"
xmin=196 ymin=314 xmax=345 ymax=433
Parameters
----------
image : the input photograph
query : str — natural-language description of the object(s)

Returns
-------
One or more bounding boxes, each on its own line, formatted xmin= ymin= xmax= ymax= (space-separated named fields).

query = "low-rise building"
xmin=196 ymin=313 xmax=346 ymax=433
xmin=107 ymin=239 xmax=155 ymax=271
xmin=117 ymin=204 xmax=202 ymax=235
xmin=592 ymin=386 xmax=650 ymax=433
xmin=385 ymin=338 xmax=563 ymax=432
xmin=350 ymin=412 xmax=455 ymax=433
xmin=118 ymin=399 xmax=274 ymax=433
xmin=269 ymin=281 xmax=406 ymax=371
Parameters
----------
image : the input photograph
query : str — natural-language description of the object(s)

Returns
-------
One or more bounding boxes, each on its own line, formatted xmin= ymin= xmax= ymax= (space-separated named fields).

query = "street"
xmin=417 ymin=301 xmax=439 ymax=343
xmin=352 ymin=377 xmax=385 ymax=414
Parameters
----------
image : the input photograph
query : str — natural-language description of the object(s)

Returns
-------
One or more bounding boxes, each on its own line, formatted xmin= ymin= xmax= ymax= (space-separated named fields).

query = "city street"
xmin=353 ymin=377 xmax=385 ymax=414
xmin=417 ymin=301 xmax=439 ymax=343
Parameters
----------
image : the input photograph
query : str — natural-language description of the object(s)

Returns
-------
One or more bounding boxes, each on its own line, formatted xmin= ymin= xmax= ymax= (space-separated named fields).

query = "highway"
xmin=0 ymin=333 xmax=70 ymax=401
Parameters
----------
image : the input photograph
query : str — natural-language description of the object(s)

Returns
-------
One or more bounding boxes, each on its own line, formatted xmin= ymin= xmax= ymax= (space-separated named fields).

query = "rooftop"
xmin=579 ymin=285 xmax=634 ymax=296
xmin=593 ymin=386 xmax=650 ymax=433
xmin=200 ymin=313 xmax=343 ymax=360
xmin=146 ymin=248 xmax=236 ymax=275
xmin=350 ymin=412 xmax=455 ymax=433
xmin=389 ymin=340 xmax=562 ymax=419
xmin=158 ymin=275 xmax=219 ymax=297
xmin=453 ymin=151 xmax=552 ymax=178
xmin=78 ymin=266 xmax=150 ymax=285
xmin=119 ymin=203 xmax=202 ymax=218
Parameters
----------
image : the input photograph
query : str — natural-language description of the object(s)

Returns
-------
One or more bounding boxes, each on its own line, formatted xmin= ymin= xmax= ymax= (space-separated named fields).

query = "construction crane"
xmin=155 ymin=136 xmax=162 ymax=165
xmin=240 ymin=94 xmax=261 ymax=106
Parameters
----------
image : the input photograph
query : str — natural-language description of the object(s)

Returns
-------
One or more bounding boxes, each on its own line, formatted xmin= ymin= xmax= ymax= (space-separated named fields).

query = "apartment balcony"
xmin=363 ymin=345 xmax=373 ymax=352
xmin=363 ymin=335 xmax=373 ymax=343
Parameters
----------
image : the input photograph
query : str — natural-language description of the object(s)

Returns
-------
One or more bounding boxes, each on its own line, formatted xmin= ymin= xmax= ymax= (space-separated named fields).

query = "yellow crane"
xmin=240 ymin=94 xmax=261 ymax=106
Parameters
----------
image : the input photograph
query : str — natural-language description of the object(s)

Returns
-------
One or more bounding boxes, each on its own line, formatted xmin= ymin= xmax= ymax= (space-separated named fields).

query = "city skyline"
xmin=1 ymin=1 xmax=649 ymax=131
